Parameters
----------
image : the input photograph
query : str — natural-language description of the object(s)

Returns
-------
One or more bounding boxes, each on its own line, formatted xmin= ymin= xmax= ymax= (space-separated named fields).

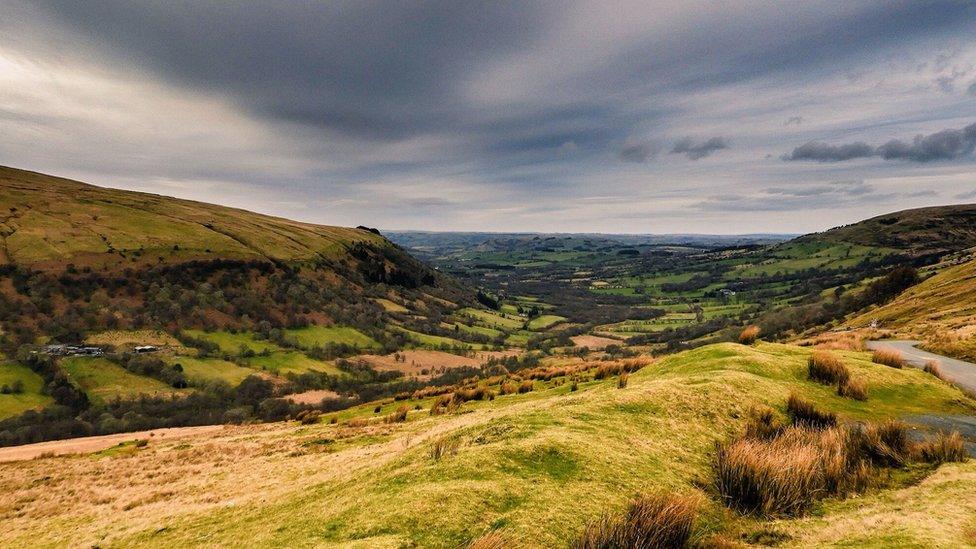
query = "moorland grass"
xmin=872 ymin=348 xmax=906 ymax=368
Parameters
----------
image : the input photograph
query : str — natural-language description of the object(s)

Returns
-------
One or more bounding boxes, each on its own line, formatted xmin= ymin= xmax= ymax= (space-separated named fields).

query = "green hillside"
xmin=2 ymin=342 xmax=971 ymax=547
xmin=0 ymin=166 xmax=387 ymax=268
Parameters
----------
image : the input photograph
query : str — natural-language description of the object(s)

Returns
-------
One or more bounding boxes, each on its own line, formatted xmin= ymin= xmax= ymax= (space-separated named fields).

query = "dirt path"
xmin=866 ymin=340 xmax=976 ymax=394
xmin=0 ymin=425 xmax=225 ymax=463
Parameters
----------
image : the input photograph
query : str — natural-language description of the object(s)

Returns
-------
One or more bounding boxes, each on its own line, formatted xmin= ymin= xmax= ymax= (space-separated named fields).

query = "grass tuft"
xmin=786 ymin=392 xmax=837 ymax=429
xmin=807 ymin=351 xmax=849 ymax=386
xmin=738 ymin=326 xmax=760 ymax=345
xmin=467 ymin=532 xmax=512 ymax=549
xmin=617 ymin=371 xmax=629 ymax=389
xmin=913 ymin=431 xmax=968 ymax=464
xmin=872 ymin=348 xmax=906 ymax=368
xmin=572 ymin=492 xmax=698 ymax=549
xmin=837 ymin=377 xmax=868 ymax=401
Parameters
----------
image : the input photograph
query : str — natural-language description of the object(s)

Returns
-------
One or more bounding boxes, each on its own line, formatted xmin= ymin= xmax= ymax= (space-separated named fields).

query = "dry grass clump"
xmin=807 ymin=351 xmax=850 ymax=386
xmin=296 ymin=410 xmax=322 ymax=425
xmin=517 ymin=380 xmax=534 ymax=394
xmin=852 ymin=419 xmax=912 ymax=468
xmin=872 ymin=348 xmax=906 ymax=368
xmin=346 ymin=417 xmax=368 ymax=428
xmin=467 ymin=532 xmax=512 ymax=549
xmin=617 ymin=371 xmax=629 ymax=389
xmin=572 ymin=492 xmax=698 ymax=549
xmin=738 ymin=326 xmax=760 ymax=345
xmin=913 ymin=431 xmax=968 ymax=464
xmin=837 ymin=378 xmax=868 ymax=401
xmin=384 ymin=404 xmax=410 ymax=423
xmin=743 ymin=406 xmax=786 ymax=441
xmin=593 ymin=358 xmax=648 ymax=381
xmin=453 ymin=385 xmax=494 ymax=403
xmin=714 ymin=426 xmax=871 ymax=517
xmin=923 ymin=360 xmax=948 ymax=382
xmin=499 ymin=381 xmax=518 ymax=395
xmin=429 ymin=435 xmax=461 ymax=461
xmin=786 ymin=393 xmax=837 ymax=429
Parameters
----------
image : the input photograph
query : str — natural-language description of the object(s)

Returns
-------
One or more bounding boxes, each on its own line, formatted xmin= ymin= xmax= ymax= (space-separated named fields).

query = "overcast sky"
xmin=2 ymin=1 xmax=976 ymax=234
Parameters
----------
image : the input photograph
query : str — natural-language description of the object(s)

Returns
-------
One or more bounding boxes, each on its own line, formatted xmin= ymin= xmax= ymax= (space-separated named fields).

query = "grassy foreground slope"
xmin=0 ymin=166 xmax=387 ymax=268
xmin=0 ymin=342 xmax=971 ymax=547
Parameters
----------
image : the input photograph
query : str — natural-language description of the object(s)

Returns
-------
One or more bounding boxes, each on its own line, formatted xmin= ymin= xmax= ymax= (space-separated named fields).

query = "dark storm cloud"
xmin=670 ymin=137 xmax=729 ymax=160
xmin=785 ymin=123 xmax=976 ymax=163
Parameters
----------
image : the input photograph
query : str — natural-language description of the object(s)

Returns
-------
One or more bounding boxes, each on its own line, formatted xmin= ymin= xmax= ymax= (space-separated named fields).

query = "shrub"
xmin=618 ymin=371 xmax=629 ymax=389
xmin=807 ymin=351 xmax=849 ymax=386
xmin=913 ymin=431 xmax=968 ymax=464
xmin=738 ymin=326 xmax=760 ymax=345
xmin=872 ymin=348 xmax=905 ymax=368
xmin=384 ymin=405 xmax=410 ymax=423
xmin=296 ymin=410 xmax=322 ymax=425
xmin=572 ymin=492 xmax=698 ymax=549
xmin=837 ymin=378 xmax=868 ymax=401
xmin=786 ymin=393 xmax=836 ymax=429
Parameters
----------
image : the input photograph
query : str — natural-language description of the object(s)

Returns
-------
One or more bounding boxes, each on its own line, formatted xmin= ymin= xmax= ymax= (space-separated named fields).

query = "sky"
xmin=2 ymin=1 xmax=976 ymax=234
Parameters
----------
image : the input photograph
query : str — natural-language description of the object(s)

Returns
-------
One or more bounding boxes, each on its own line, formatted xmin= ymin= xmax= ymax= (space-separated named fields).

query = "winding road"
xmin=865 ymin=340 xmax=976 ymax=394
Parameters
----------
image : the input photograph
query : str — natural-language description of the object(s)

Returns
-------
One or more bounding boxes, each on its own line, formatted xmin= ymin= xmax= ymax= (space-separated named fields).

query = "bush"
xmin=738 ymin=326 xmax=760 ymax=345
xmin=872 ymin=348 xmax=905 ymax=368
xmin=572 ymin=492 xmax=698 ymax=549
xmin=807 ymin=351 xmax=849 ymax=386
xmin=913 ymin=431 xmax=968 ymax=464
xmin=837 ymin=378 xmax=868 ymax=401
xmin=786 ymin=393 xmax=836 ymax=429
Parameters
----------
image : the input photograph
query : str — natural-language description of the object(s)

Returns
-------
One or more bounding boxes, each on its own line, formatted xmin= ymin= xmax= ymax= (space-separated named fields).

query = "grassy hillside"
xmin=1 ymin=342 xmax=971 ymax=547
xmin=0 ymin=166 xmax=388 ymax=268
xmin=795 ymin=203 xmax=976 ymax=256
xmin=0 ymin=360 xmax=52 ymax=419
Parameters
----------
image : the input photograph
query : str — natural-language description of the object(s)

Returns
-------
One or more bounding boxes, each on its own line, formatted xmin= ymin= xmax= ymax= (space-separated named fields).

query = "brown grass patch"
xmin=429 ymin=435 xmax=461 ymax=461
xmin=923 ymin=360 xmax=948 ymax=382
xmin=837 ymin=378 xmax=868 ymax=401
xmin=872 ymin=348 xmax=906 ymax=368
xmin=786 ymin=393 xmax=837 ymax=429
xmin=807 ymin=351 xmax=850 ymax=386
xmin=383 ymin=405 xmax=410 ymax=423
xmin=467 ymin=532 xmax=512 ymax=549
xmin=913 ymin=431 xmax=968 ymax=464
xmin=738 ymin=326 xmax=760 ymax=345
xmin=743 ymin=406 xmax=786 ymax=441
xmin=572 ymin=492 xmax=698 ymax=549
xmin=617 ymin=371 xmax=629 ymax=389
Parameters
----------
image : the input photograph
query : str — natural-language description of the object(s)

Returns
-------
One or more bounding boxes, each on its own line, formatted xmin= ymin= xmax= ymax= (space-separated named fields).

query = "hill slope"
xmin=0 ymin=166 xmax=387 ymax=268
xmin=795 ymin=203 xmax=976 ymax=257
xmin=0 ymin=342 xmax=971 ymax=547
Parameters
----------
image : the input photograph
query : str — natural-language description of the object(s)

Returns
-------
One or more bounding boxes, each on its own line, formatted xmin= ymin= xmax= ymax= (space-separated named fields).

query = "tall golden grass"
xmin=913 ymin=431 xmax=967 ymax=464
xmin=872 ymin=348 xmax=906 ymax=368
xmin=738 ymin=326 xmax=760 ymax=345
xmin=807 ymin=351 xmax=850 ymax=386
xmin=467 ymin=532 xmax=512 ymax=549
xmin=572 ymin=492 xmax=698 ymax=549
xmin=786 ymin=393 xmax=837 ymax=429
xmin=837 ymin=377 xmax=868 ymax=401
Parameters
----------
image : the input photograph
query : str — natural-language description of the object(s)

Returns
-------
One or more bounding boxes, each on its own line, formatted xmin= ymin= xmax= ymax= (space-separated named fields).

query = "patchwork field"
xmin=60 ymin=357 xmax=184 ymax=405
xmin=162 ymin=356 xmax=258 ymax=387
xmin=182 ymin=330 xmax=282 ymax=355
xmin=3 ymin=342 xmax=972 ymax=547
xmin=0 ymin=361 xmax=53 ymax=420
xmin=284 ymin=326 xmax=379 ymax=350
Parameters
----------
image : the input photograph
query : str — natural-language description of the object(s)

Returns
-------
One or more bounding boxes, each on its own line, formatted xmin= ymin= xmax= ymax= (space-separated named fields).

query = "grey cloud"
xmin=784 ymin=141 xmax=874 ymax=162
xmin=877 ymin=123 xmax=976 ymax=162
xmin=785 ymin=123 xmax=976 ymax=163
xmin=785 ymin=116 xmax=804 ymax=126
xmin=670 ymin=137 xmax=729 ymax=160
xmin=954 ymin=189 xmax=976 ymax=200
xmin=619 ymin=141 xmax=658 ymax=163
xmin=695 ymin=181 xmax=890 ymax=212
xmin=969 ymin=81 xmax=976 ymax=96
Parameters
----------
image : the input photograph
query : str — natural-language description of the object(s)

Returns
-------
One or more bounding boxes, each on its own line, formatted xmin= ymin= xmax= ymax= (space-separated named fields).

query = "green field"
xmin=458 ymin=308 xmax=524 ymax=330
xmin=285 ymin=325 xmax=379 ymax=350
xmin=0 ymin=361 xmax=53 ymax=419
xmin=60 ymin=357 xmax=182 ymax=404
xmin=527 ymin=314 xmax=567 ymax=330
xmin=396 ymin=328 xmax=479 ymax=349
xmin=245 ymin=352 xmax=343 ymax=376
xmin=164 ymin=356 xmax=258 ymax=386
xmin=184 ymin=330 xmax=282 ymax=355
